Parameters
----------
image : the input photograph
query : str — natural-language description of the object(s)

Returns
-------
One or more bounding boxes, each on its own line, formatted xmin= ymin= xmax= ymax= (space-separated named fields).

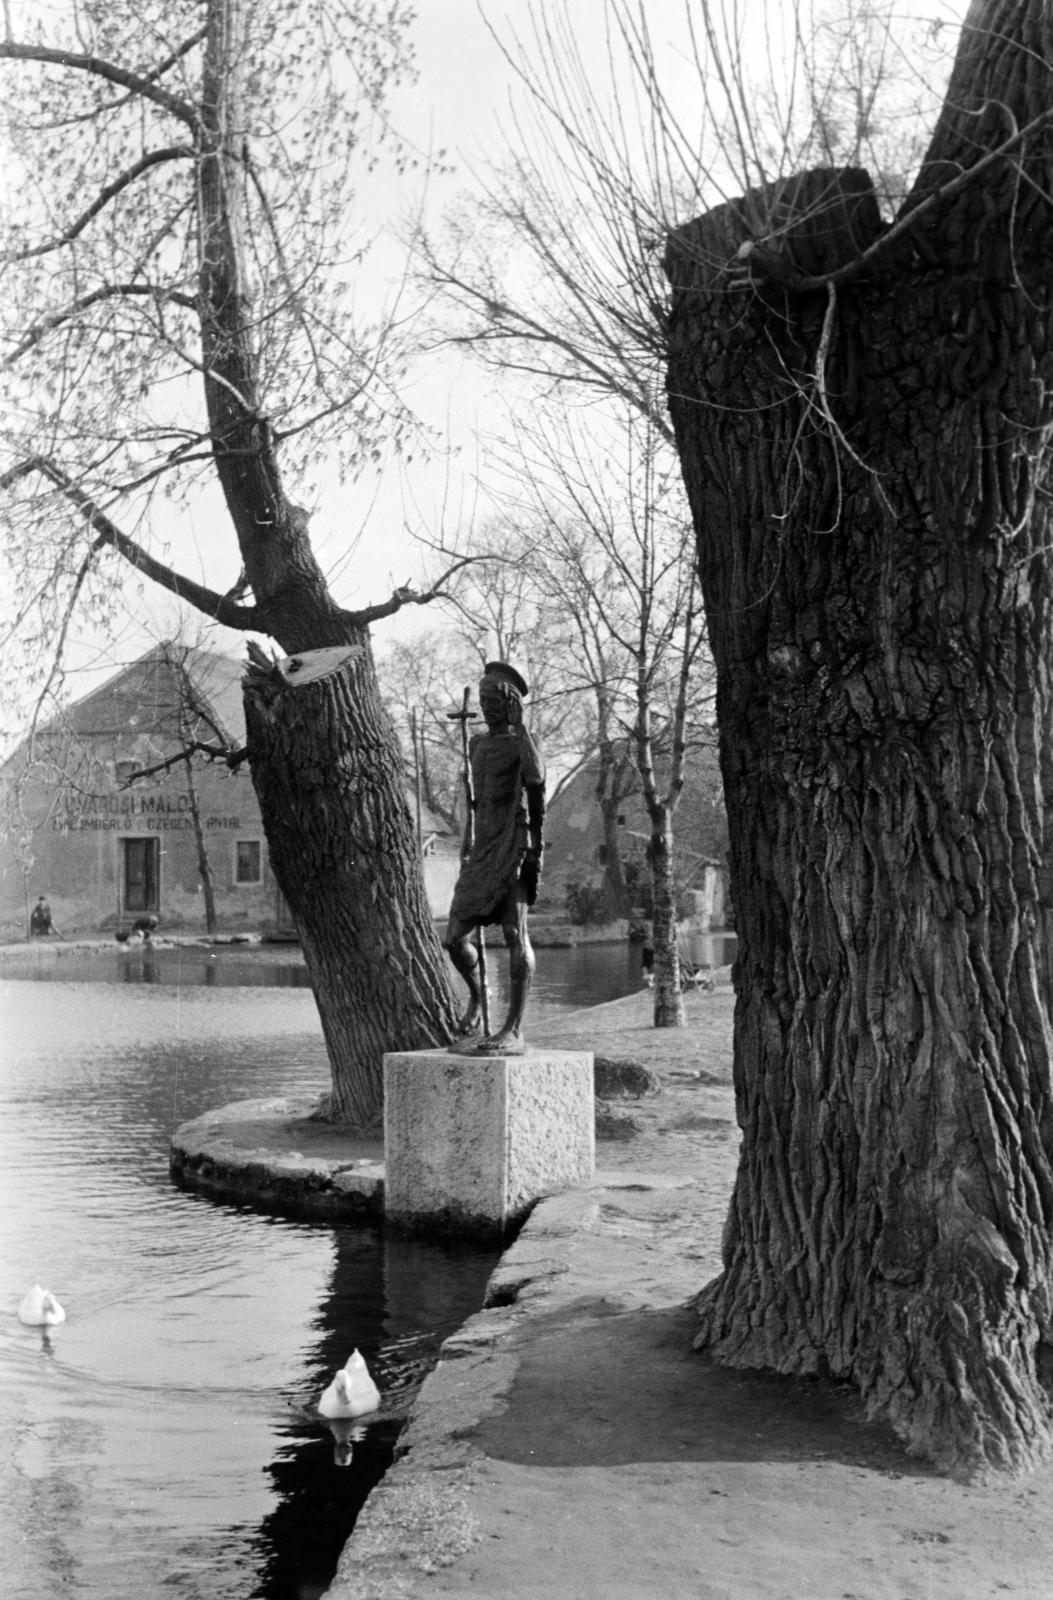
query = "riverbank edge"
xmin=323 ymin=1175 xmax=677 ymax=1600
xmin=0 ymin=920 xmax=645 ymax=953
xmin=168 ymin=1095 xmax=386 ymax=1219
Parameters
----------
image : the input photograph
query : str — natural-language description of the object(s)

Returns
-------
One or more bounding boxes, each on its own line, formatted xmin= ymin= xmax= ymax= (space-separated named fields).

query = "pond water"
xmin=0 ymin=974 xmax=492 ymax=1600
xmin=0 ymin=926 xmax=737 ymax=1001
xmin=0 ymin=931 xmax=736 ymax=1600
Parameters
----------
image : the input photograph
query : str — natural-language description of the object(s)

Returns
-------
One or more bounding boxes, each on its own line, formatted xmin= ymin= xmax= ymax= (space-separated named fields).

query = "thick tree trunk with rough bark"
xmin=244 ymin=643 xmax=458 ymax=1126
xmin=664 ymin=0 xmax=1053 ymax=1474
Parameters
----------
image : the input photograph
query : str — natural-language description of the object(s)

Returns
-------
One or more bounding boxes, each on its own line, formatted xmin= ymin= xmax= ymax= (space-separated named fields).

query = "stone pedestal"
xmin=383 ymin=1048 xmax=594 ymax=1239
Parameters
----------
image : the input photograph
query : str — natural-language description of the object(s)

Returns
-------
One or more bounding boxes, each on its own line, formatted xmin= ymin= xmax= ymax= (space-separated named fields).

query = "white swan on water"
xmin=318 ymin=1350 xmax=380 ymax=1419
xmin=18 ymin=1285 xmax=66 ymax=1326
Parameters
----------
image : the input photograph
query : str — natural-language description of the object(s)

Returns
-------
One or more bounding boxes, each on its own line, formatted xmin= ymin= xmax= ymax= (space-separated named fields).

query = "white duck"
xmin=318 ymin=1349 xmax=380 ymax=1419
xmin=18 ymin=1284 xmax=66 ymax=1326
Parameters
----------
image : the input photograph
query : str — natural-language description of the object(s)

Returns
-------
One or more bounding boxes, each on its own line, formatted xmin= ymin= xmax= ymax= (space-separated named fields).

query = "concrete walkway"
xmin=175 ymin=984 xmax=1053 ymax=1600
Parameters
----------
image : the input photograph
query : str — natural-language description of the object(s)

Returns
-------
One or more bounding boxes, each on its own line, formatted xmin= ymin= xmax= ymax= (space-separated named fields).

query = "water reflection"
xmin=0 ymin=929 xmax=737 ymax=1001
xmin=256 ymin=1226 xmax=492 ymax=1600
xmin=4 ymin=944 xmax=316 ymax=988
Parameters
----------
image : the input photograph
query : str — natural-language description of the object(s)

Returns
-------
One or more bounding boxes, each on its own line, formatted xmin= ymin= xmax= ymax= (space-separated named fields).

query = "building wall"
xmin=0 ymin=752 xmax=277 ymax=937
xmin=681 ymin=870 xmax=727 ymax=933
xmin=1 ymin=644 xmax=510 ymax=938
xmin=542 ymin=756 xmax=730 ymax=928
xmin=2 ymin=760 xmax=465 ymax=938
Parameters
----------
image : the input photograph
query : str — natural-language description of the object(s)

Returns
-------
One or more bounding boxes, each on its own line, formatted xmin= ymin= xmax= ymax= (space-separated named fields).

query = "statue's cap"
xmin=483 ymin=660 xmax=529 ymax=697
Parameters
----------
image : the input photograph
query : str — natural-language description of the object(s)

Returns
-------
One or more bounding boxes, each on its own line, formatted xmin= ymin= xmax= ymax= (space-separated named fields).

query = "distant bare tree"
xmin=377 ymin=629 xmax=479 ymax=834
xmin=118 ymin=640 xmax=240 ymax=934
xmin=437 ymin=519 xmax=596 ymax=797
xmin=493 ymin=400 xmax=713 ymax=1026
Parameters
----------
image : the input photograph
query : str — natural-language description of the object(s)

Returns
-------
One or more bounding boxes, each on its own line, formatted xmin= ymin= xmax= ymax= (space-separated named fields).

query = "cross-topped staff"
xmin=448 ymin=687 xmax=491 ymax=1037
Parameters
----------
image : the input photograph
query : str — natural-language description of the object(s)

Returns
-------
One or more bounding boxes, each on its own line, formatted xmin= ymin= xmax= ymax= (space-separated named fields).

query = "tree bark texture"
xmin=664 ymin=0 xmax=1053 ymax=1474
xmin=244 ymin=643 xmax=458 ymax=1127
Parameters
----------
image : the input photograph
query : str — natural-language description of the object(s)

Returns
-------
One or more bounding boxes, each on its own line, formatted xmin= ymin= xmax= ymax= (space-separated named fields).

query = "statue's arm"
xmin=507 ymin=693 xmax=545 ymax=786
xmin=526 ymin=777 xmax=545 ymax=856
xmin=518 ymin=730 xmax=545 ymax=788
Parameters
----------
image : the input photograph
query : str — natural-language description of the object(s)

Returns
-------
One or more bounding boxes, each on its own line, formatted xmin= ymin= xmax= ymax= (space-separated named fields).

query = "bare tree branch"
xmin=20 ymin=22 xmax=210 ymax=125
xmin=4 ymin=283 xmax=197 ymax=365
xmin=2 ymin=455 xmax=261 ymax=629
xmin=0 ymin=39 xmax=196 ymax=126
xmin=342 ymin=554 xmax=492 ymax=628
xmin=120 ymin=739 xmax=249 ymax=784
xmin=9 ymin=146 xmax=195 ymax=261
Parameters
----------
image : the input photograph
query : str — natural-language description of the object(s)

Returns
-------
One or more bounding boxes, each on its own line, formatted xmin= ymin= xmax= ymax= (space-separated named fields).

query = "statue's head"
xmin=481 ymin=660 xmax=528 ymax=696
xmin=479 ymin=661 xmax=529 ymax=725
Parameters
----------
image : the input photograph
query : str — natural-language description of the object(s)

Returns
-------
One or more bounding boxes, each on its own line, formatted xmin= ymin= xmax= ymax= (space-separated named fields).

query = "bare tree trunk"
xmin=635 ymin=664 xmax=690 ymax=1029
xmin=183 ymin=755 xmax=218 ymax=934
xmin=664 ymin=0 xmax=1053 ymax=1474
xmin=648 ymin=804 xmax=685 ymax=1028
xmin=243 ymin=643 xmax=458 ymax=1127
xmin=595 ymin=736 xmax=634 ymax=916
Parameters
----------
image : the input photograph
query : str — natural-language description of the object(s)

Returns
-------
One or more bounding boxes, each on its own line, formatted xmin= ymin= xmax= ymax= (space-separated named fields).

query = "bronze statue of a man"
xmin=445 ymin=661 xmax=545 ymax=1055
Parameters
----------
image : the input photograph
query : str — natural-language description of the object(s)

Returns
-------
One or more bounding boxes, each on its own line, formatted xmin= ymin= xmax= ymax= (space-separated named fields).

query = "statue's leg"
xmin=444 ymin=917 xmax=483 ymax=1035
xmin=484 ymin=892 xmax=533 ymax=1051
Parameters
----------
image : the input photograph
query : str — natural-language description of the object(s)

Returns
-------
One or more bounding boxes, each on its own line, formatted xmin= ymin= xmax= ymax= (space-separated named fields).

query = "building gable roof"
xmin=6 ymin=644 xmax=454 ymax=837
xmin=46 ymin=644 xmax=247 ymax=748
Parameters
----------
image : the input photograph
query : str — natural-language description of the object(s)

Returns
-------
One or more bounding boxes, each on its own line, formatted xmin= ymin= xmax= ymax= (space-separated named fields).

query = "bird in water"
xmin=318 ymin=1349 xmax=380 ymax=1419
xmin=18 ymin=1285 xmax=66 ymax=1325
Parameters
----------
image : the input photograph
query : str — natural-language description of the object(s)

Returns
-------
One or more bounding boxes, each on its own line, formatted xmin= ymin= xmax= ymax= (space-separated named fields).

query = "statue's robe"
xmin=449 ymin=730 xmax=545 ymax=925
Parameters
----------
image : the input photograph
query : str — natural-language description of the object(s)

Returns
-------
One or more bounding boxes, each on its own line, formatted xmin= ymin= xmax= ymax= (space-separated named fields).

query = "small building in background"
xmin=0 ymin=644 xmax=455 ymax=939
xmin=542 ymin=746 xmax=730 ymax=930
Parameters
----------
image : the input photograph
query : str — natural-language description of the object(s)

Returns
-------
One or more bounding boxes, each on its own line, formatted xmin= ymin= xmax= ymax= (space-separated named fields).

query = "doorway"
xmin=122 ymin=836 xmax=160 ymax=916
